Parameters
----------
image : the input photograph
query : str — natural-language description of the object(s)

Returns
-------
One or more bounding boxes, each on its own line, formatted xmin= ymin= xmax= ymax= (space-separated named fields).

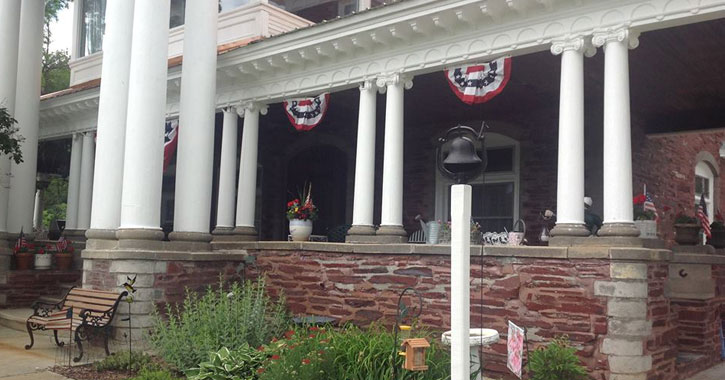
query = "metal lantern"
xmin=436 ymin=124 xmax=487 ymax=184
xmin=401 ymin=338 xmax=430 ymax=371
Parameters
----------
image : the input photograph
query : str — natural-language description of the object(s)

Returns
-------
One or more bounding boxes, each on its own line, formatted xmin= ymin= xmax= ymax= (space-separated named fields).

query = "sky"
xmin=49 ymin=2 xmax=74 ymax=53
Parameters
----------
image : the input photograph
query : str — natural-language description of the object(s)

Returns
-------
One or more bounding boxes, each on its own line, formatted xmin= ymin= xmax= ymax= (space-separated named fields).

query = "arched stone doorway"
xmin=286 ymin=145 xmax=348 ymax=236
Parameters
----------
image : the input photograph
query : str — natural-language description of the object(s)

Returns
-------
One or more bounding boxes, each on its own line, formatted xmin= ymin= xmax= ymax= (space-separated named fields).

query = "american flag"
xmin=643 ymin=193 xmax=658 ymax=221
xmin=697 ymin=194 xmax=711 ymax=239
xmin=55 ymin=237 xmax=69 ymax=252
xmin=163 ymin=119 xmax=179 ymax=172
xmin=14 ymin=228 xmax=27 ymax=251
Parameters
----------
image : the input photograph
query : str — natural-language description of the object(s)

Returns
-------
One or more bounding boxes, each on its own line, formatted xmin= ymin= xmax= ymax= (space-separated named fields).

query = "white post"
xmin=170 ymin=0 xmax=218 ymax=242
xmin=451 ymin=184 xmax=471 ymax=380
xmin=88 ymin=0 xmax=135 ymax=240
xmin=214 ymin=107 xmax=239 ymax=233
xmin=376 ymin=74 xmax=412 ymax=242
xmin=66 ymin=134 xmax=83 ymax=230
xmin=234 ymin=103 xmax=267 ymax=239
xmin=347 ymin=80 xmax=377 ymax=242
xmin=550 ymin=37 xmax=594 ymax=238
xmin=8 ymin=0 xmax=44 ymax=234
xmin=33 ymin=189 xmax=43 ymax=231
xmin=77 ymin=132 xmax=95 ymax=230
xmin=593 ymin=28 xmax=641 ymax=237
xmin=118 ymin=0 xmax=170 ymax=241
xmin=0 ymin=0 xmax=21 ymax=237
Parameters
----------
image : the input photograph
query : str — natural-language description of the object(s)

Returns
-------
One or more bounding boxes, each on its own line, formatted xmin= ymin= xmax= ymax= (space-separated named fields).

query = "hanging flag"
xmin=283 ymin=93 xmax=330 ymax=131
xmin=698 ymin=194 xmax=711 ymax=238
xmin=164 ymin=119 xmax=179 ymax=171
xmin=14 ymin=227 xmax=27 ymax=252
xmin=643 ymin=193 xmax=658 ymax=221
xmin=55 ymin=236 xmax=69 ymax=252
xmin=507 ymin=320 xmax=525 ymax=379
xmin=445 ymin=57 xmax=512 ymax=105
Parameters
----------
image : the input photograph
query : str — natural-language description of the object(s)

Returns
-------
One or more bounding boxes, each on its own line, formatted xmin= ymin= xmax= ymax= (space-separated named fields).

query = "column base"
xmin=374 ymin=225 xmax=408 ymax=243
xmin=116 ymin=228 xmax=165 ymax=241
xmin=598 ymin=222 xmax=641 ymax=237
xmin=85 ymin=228 xmax=118 ymax=240
xmin=345 ymin=225 xmax=376 ymax=243
xmin=168 ymin=231 xmax=213 ymax=243
xmin=63 ymin=228 xmax=87 ymax=242
xmin=0 ymin=245 xmax=11 ymax=271
xmin=211 ymin=226 xmax=235 ymax=235
xmin=551 ymin=223 xmax=591 ymax=237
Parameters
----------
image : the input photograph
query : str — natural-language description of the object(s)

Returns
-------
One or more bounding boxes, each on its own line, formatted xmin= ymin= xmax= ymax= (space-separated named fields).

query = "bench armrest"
xmin=29 ymin=299 xmax=64 ymax=318
xmin=78 ymin=307 xmax=115 ymax=328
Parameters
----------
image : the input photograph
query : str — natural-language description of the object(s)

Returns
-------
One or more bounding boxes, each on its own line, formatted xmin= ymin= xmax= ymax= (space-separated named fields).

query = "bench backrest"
xmin=62 ymin=288 xmax=125 ymax=315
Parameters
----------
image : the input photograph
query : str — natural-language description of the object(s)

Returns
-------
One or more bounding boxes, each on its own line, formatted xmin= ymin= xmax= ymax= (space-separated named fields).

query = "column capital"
xmin=359 ymin=79 xmax=377 ymax=92
xmin=222 ymin=105 xmax=236 ymax=114
xmin=237 ymin=102 xmax=268 ymax=116
xmin=376 ymin=72 xmax=413 ymax=92
xmin=592 ymin=27 xmax=640 ymax=50
xmin=550 ymin=35 xmax=596 ymax=57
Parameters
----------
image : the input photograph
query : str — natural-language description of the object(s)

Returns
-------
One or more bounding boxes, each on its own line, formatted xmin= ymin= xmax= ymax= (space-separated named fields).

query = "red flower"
xmin=257 ymin=367 xmax=265 ymax=374
xmin=271 ymin=337 xmax=278 ymax=343
xmin=308 ymin=334 xmax=316 ymax=338
xmin=301 ymin=358 xmax=311 ymax=365
xmin=257 ymin=345 xmax=265 ymax=351
xmin=309 ymin=327 xmax=319 ymax=332
xmin=271 ymin=355 xmax=280 ymax=360
xmin=284 ymin=330 xmax=295 ymax=339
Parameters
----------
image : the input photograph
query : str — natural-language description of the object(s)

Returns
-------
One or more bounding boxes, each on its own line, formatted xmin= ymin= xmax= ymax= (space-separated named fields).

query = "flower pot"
xmin=708 ymin=227 xmax=725 ymax=249
xmin=55 ymin=253 xmax=73 ymax=271
xmin=289 ymin=219 xmax=313 ymax=241
xmin=34 ymin=254 xmax=52 ymax=270
xmin=15 ymin=253 xmax=34 ymax=270
xmin=674 ymin=223 xmax=701 ymax=245
xmin=634 ymin=220 xmax=658 ymax=239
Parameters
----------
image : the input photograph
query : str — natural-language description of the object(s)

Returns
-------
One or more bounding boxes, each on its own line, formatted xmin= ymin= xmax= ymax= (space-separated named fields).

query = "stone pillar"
xmin=234 ymin=103 xmax=267 ymax=240
xmin=214 ymin=108 xmax=239 ymax=234
xmin=593 ymin=28 xmax=640 ymax=237
xmin=347 ymin=81 xmax=378 ymax=243
xmin=8 ymin=0 xmax=44 ymax=234
xmin=0 ymin=0 xmax=21 ymax=244
xmin=88 ymin=0 xmax=135 ymax=241
xmin=170 ymin=0 xmax=218 ymax=243
xmin=357 ymin=0 xmax=372 ymax=11
xmin=33 ymin=189 xmax=44 ymax=231
xmin=66 ymin=133 xmax=83 ymax=231
xmin=117 ymin=0 xmax=170 ymax=241
xmin=77 ymin=132 xmax=95 ymax=230
xmin=550 ymin=36 xmax=594 ymax=238
xmin=375 ymin=73 xmax=412 ymax=243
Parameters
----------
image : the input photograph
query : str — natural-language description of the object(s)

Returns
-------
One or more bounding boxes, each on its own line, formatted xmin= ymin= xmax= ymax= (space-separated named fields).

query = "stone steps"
xmin=0 ymin=308 xmax=53 ymax=336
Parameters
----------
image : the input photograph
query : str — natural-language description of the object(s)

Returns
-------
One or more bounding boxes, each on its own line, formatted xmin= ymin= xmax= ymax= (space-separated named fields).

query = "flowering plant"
xmin=12 ymin=243 xmax=45 ymax=255
xmin=286 ymin=183 xmax=318 ymax=221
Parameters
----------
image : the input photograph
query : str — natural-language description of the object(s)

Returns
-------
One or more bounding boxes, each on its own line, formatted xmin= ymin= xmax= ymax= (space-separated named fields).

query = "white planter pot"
xmin=34 ymin=254 xmax=52 ymax=270
xmin=634 ymin=220 xmax=657 ymax=239
xmin=289 ymin=219 xmax=313 ymax=241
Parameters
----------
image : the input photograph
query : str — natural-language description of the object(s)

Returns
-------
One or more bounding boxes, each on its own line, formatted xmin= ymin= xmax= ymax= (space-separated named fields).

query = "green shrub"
xmin=94 ymin=351 xmax=155 ymax=372
xmin=126 ymin=368 xmax=183 ymax=380
xmin=257 ymin=327 xmax=335 ymax=380
xmin=149 ymin=278 xmax=288 ymax=373
xmin=527 ymin=336 xmax=588 ymax=380
xmin=187 ymin=346 xmax=267 ymax=380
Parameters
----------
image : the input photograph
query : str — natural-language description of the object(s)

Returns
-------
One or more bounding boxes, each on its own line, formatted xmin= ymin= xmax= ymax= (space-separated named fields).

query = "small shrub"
xmin=126 ymin=368 xmax=183 ymax=380
xmin=149 ymin=277 xmax=289 ymax=373
xmin=94 ymin=351 xmax=155 ymax=372
xmin=258 ymin=327 xmax=335 ymax=380
xmin=675 ymin=214 xmax=698 ymax=224
xmin=187 ymin=346 xmax=267 ymax=380
xmin=527 ymin=336 xmax=588 ymax=380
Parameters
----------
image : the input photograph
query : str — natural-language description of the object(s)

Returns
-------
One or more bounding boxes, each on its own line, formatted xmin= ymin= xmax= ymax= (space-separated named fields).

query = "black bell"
xmin=443 ymin=136 xmax=482 ymax=175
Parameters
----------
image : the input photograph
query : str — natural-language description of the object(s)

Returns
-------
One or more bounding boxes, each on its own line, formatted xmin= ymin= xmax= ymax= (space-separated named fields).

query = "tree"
xmin=42 ymin=177 xmax=68 ymax=229
xmin=42 ymin=0 xmax=71 ymax=95
xmin=0 ymin=106 xmax=24 ymax=164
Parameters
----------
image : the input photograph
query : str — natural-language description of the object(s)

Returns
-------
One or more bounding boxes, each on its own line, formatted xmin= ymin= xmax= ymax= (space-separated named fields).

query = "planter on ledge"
xmin=634 ymin=220 xmax=657 ymax=239
xmin=708 ymin=225 xmax=725 ymax=249
xmin=34 ymin=254 xmax=52 ymax=270
xmin=15 ymin=253 xmax=34 ymax=270
xmin=289 ymin=219 xmax=313 ymax=241
xmin=55 ymin=253 xmax=74 ymax=271
xmin=674 ymin=223 xmax=701 ymax=245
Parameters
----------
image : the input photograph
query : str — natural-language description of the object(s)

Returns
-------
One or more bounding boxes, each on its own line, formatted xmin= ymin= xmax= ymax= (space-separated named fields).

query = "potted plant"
xmin=286 ymin=184 xmax=318 ymax=242
xmin=674 ymin=214 xmax=700 ymax=245
xmin=709 ymin=220 xmax=725 ymax=249
xmin=13 ymin=241 xmax=34 ymax=270
xmin=633 ymin=209 xmax=657 ymax=239
xmin=34 ymin=245 xmax=51 ymax=270
xmin=54 ymin=238 xmax=75 ymax=270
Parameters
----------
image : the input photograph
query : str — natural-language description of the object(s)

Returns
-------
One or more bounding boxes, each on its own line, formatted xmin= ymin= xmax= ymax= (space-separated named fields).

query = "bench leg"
xmin=73 ymin=328 xmax=84 ymax=362
xmin=24 ymin=322 xmax=34 ymax=350
xmin=103 ymin=328 xmax=111 ymax=356
xmin=53 ymin=330 xmax=65 ymax=347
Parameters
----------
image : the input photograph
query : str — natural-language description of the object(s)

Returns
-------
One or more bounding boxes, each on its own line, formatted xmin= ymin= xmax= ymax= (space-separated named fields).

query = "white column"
xmin=77 ymin=132 xmax=95 ymax=229
xmin=550 ymin=37 xmax=594 ymax=238
xmin=170 ymin=0 xmax=218 ymax=241
xmin=214 ymin=108 xmax=239 ymax=232
xmin=33 ymin=189 xmax=43 ymax=231
xmin=0 ymin=0 xmax=21 ymax=236
xmin=376 ymin=73 xmax=412 ymax=242
xmin=358 ymin=0 xmax=372 ymax=11
xmin=450 ymin=184 xmax=471 ymax=380
xmin=66 ymin=134 xmax=83 ymax=230
xmin=89 ymin=0 xmax=135 ymax=239
xmin=8 ymin=0 xmax=44 ymax=234
xmin=118 ymin=0 xmax=170 ymax=241
xmin=347 ymin=81 xmax=377 ymax=241
xmin=593 ymin=28 xmax=641 ymax=237
xmin=234 ymin=103 xmax=267 ymax=239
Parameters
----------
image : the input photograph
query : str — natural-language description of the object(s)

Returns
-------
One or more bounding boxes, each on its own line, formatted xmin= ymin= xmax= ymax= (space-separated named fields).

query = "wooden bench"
xmin=25 ymin=287 xmax=127 ymax=362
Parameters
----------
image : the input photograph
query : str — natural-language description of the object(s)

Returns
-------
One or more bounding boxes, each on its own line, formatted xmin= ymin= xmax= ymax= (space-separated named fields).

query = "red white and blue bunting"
xmin=445 ymin=57 xmax=511 ymax=105
xmin=163 ymin=118 xmax=179 ymax=172
xmin=283 ymin=93 xmax=330 ymax=131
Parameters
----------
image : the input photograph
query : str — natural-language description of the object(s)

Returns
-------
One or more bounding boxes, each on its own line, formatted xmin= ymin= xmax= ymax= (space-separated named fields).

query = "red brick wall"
xmin=0 ymin=270 xmax=81 ymax=307
xmin=246 ymin=250 xmax=610 ymax=379
xmin=646 ymin=263 xmax=678 ymax=380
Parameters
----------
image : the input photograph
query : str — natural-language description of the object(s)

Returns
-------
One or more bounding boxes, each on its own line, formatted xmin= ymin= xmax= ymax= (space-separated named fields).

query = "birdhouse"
xmin=401 ymin=338 xmax=430 ymax=371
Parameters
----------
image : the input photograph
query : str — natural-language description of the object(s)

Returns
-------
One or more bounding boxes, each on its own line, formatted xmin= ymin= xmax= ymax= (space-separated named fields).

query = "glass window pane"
xmin=219 ymin=0 xmax=251 ymax=13
xmin=80 ymin=0 xmax=106 ymax=57
xmin=472 ymin=182 xmax=514 ymax=218
xmin=485 ymin=147 xmax=514 ymax=172
xmin=170 ymin=0 xmax=186 ymax=28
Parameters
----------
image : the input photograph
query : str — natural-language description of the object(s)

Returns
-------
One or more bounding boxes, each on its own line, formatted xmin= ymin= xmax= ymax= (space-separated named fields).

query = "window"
xmin=695 ymin=160 xmax=716 ymax=218
xmin=169 ymin=0 xmax=186 ymax=28
xmin=435 ymin=132 xmax=520 ymax=233
xmin=79 ymin=0 xmax=106 ymax=57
